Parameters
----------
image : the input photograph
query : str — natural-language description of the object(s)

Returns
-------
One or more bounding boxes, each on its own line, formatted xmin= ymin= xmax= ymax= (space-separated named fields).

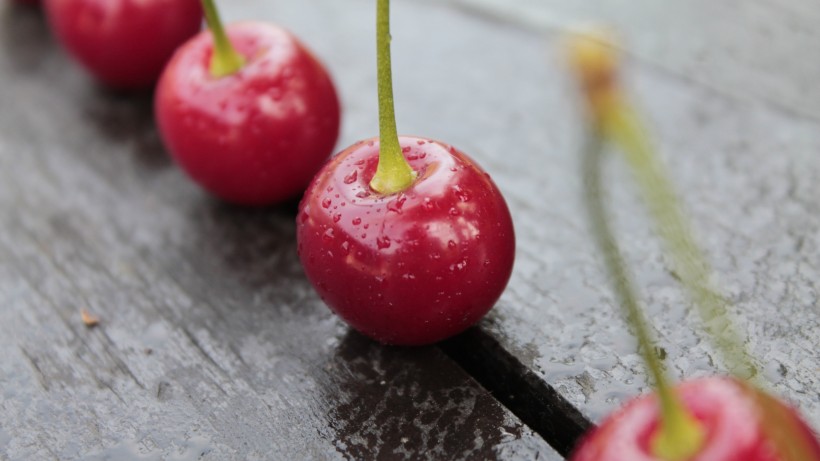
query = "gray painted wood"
xmin=0 ymin=2 xmax=560 ymax=460
xmin=2 ymin=0 xmax=819 ymax=459
xmin=273 ymin=0 xmax=820 ymax=432
xmin=439 ymin=0 xmax=820 ymax=121
xmin=413 ymin=0 xmax=820 ymax=430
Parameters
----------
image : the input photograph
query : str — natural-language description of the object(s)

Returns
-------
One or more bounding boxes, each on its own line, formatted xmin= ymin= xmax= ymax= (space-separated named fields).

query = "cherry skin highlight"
xmin=155 ymin=22 xmax=341 ymax=206
xmin=44 ymin=0 xmax=202 ymax=89
xmin=570 ymin=377 xmax=820 ymax=461
xmin=297 ymin=136 xmax=515 ymax=346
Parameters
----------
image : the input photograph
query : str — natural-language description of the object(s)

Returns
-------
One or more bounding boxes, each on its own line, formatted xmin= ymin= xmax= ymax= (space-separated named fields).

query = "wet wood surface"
xmin=433 ymin=0 xmax=820 ymax=432
xmin=1 ymin=0 xmax=819 ymax=460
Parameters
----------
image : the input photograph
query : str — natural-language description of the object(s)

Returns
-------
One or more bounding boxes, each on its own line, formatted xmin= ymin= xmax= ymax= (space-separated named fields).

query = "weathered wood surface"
xmin=439 ymin=0 xmax=820 ymax=121
xmin=2 ymin=0 xmax=820 ymax=459
xmin=429 ymin=0 xmax=820 ymax=430
xmin=0 ymin=2 xmax=561 ymax=460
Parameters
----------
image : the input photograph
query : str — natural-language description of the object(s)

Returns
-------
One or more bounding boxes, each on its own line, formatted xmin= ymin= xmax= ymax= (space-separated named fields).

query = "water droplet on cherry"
xmin=453 ymin=185 xmax=470 ymax=202
xmin=387 ymin=194 xmax=406 ymax=213
xmin=322 ymin=228 xmax=334 ymax=243
xmin=376 ymin=236 xmax=391 ymax=249
xmin=344 ymin=170 xmax=358 ymax=184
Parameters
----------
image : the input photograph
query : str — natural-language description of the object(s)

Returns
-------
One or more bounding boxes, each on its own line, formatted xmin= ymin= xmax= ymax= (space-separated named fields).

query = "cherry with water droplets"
xmin=570 ymin=377 xmax=820 ymax=461
xmin=298 ymin=137 xmax=514 ymax=345
xmin=155 ymin=1 xmax=340 ymax=205
xmin=297 ymin=0 xmax=514 ymax=345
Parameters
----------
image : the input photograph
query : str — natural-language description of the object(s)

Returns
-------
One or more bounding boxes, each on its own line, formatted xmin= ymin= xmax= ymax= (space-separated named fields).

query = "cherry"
xmin=44 ymin=0 xmax=202 ymax=89
xmin=295 ymin=0 xmax=515 ymax=345
xmin=577 ymin=380 xmax=817 ymax=461
xmin=297 ymin=137 xmax=515 ymax=345
xmin=570 ymin=377 xmax=820 ymax=461
xmin=155 ymin=1 xmax=340 ymax=205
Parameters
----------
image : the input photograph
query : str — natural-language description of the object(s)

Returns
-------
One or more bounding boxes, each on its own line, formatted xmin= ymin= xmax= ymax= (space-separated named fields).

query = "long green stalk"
xmin=582 ymin=130 xmax=704 ymax=460
xmin=369 ymin=0 xmax=416 ymax=195
xmin=603 ymin=108 xmax=757 ymax=380
xmin=201 ymin=0 xmax=245 ymax=78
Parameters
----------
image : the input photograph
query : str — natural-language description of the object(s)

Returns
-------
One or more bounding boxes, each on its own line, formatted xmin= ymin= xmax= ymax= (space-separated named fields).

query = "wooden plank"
xmin=274 ymin=0 xmax=820 ymax=437
xmin=438 ymin=0 xmax=820 ymax=121
xmin=3 ymin=0 xmax=819 ymax=458
xmin=0 ymin=3 xmax=561 ymax=460
xmin=398 ymin=0 xmax=820 ymax=435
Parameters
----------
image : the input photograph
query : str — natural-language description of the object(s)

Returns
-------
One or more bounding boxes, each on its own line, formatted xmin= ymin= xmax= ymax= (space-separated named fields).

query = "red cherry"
xmin=570 ymin=377 xmax=820 ymax=461
xmin=44 ymin=0 xmax=202 ymax=89
xmin=155 ymin=21 xmax=341 ymax=205
xmin=296 ymin=136 xmax=515 ymax=345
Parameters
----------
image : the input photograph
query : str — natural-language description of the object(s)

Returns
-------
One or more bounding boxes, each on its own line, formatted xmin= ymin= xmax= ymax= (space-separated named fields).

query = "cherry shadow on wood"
xmin=0 ymin=3 xmax=51 ymax=75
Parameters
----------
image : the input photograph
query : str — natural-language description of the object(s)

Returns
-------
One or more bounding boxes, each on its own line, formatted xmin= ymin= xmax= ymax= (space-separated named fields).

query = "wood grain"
xmin=418 ymin=0 xmax=820 ymax=431
xmin=0 ymin=3 xmax=559 ymax=460
xmin=1 ymin=0 xmax=818 ymax=459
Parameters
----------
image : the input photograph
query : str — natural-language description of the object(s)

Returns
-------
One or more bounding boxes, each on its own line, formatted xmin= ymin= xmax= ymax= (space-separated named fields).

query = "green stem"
xmin=369 ymin=0 xmax=416 ymax=195
xmin=603 ymin=108 xmax=758 ymax=381
xmin=201 ymin=0 xmax=245 ymax=78
xmin=582 ymin=130 xmax=704 ymax=461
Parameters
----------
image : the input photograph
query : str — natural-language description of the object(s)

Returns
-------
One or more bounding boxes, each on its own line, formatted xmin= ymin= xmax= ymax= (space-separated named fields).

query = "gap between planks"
xmin=440 ymin=328 xmax=594 ymax=458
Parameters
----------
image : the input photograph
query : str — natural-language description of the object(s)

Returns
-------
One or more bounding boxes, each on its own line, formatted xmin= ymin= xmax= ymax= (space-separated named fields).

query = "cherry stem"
xmin=201 ymin=0 xmax=245 ymax=78
xmin=369 ymin=0 xmax=416 ymax=195
xmin=604 ymin=107 xmax=758 ymax=380
xmin=570 ymin=30 xmax=807 ymax=461
xmin=603 ymin=78 xmax=820 ymax=461
xmin=582 ymin=130 xmax=704 ymax=461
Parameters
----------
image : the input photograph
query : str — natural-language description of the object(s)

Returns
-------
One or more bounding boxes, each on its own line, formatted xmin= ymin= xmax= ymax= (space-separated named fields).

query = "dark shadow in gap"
xmin=440 ymin=326 xmax=594 ymax=457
